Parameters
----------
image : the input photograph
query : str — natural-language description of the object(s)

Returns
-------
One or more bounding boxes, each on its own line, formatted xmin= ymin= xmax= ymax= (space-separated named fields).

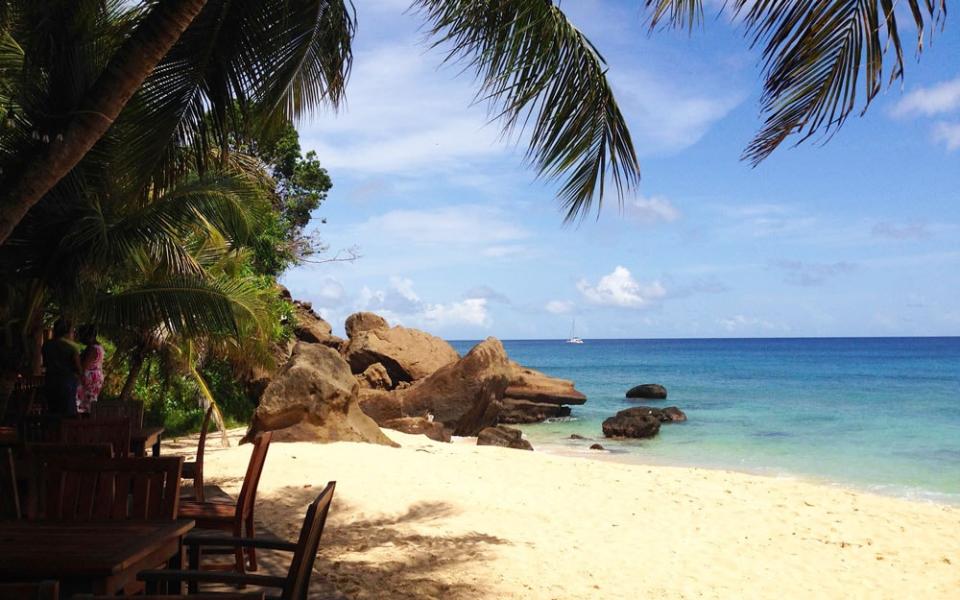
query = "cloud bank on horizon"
xmin=281 ymin=0 xmax=960 ymax=340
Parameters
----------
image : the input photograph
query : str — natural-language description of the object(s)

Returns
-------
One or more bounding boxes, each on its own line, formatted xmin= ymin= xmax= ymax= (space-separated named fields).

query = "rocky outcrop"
xmin=244 ymin=342 xmax=395 ymax=446
xmin=499 ymin=399 xmax=571 ymax=424
xmin=292 ymin=301 xmax=344 ymax=350
xmin=381 ymin=417 xmax=451 ymax=443
xmin=602 ymin=407 xmax=662 ymax=439
xmin=498 ymin=362 xmax=586 ymax=424
xmin=342 ymin=313 xmax=460 ymax=384
xmin=477 ymin=425 xmax=533 ymax=451
xmin=622 ymin=405 xmax=687 ymax=423
xmin=626 ymin=384 xmax=667 ymax=400
xmin=357 ymin=363 xmax=392 ymax=390
xmin=344 ymin=312 xmax=389 ymax=339
xmin=357 ymin=337 xmax=511 ymax=437
xmin=589 ymin=443 xmax=605 ymax=451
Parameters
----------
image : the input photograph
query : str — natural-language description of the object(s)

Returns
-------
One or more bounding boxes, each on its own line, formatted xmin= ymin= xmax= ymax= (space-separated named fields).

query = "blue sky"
xmin=281 ymin=0 xmax=960 ymax=340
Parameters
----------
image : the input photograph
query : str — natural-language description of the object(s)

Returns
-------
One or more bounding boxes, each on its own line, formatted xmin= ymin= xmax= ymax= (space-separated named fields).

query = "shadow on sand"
xmin=233 ymin=485 xmax=508 ymax=600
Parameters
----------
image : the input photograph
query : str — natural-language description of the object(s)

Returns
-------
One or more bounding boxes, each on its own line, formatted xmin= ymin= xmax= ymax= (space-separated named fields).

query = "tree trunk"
xmin=119 ymin=349 xmax=146 ymax=402
xmin=0 ymin=0 xmax=208 ymax=245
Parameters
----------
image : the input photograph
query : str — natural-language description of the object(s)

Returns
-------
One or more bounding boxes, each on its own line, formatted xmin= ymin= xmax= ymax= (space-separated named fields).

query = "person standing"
xmin=41 ymin=318 xmax=82 ymax=416
xmin=76 ymin=324 xmax=105 ymax=414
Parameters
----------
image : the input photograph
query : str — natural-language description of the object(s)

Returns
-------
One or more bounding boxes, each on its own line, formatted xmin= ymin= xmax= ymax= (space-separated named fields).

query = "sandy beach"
xmin=169 ymin=429 xmax=960 ymax=600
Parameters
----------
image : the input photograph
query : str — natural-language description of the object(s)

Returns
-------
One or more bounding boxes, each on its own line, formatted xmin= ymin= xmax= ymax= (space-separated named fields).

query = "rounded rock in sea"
xmin=589 ymin=443 xmax=605 ymax=450
xmin=626 ymin=383 xmax=667 ymax=400
xmin=570 ymin=433 xmax=587 ymax=440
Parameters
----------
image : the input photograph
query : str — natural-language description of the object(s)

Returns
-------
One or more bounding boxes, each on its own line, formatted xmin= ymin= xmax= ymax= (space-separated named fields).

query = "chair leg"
xmin=233 ymin=522 xmax=246 ymax=576
xmin=245 ymin=514 xmax=257 ymax=571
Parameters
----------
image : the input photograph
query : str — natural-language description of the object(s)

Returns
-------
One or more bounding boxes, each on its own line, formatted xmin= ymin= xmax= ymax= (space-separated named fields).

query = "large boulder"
xmin=344 ymin=312 xmax=389 ymax=339
xmin=356 ymin=363 xmax=392 ymax=390
xmin=602 ymin=407 xmax=662 ymax=439
xmin=292 ymin=301 xmax=344 ymax=350
xmin=477 ymin=425 xmax=533 ymax=451
xmin=342 ymin=313 xmax=460 ymax=384
xmin=381 ymin=417 xmax=451 ymax=443
xmin=499 ymin=399 xmax=571 ymax=424
xmin=356 ymin=337 xmax=512 ymax=436
xmin=626 ymin=383 xmax=668 ymax=400
xmin=244 ymin=342 xmax=395 ymax=446
xmin=505 ymin=362 xmax=586 ymax=406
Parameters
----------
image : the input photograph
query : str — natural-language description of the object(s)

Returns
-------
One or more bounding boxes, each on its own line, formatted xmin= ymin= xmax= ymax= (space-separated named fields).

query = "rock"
xmin=589 ymin=443 xmax=605 ymax=450
xmin=292 ymin=301 xmax=344 ymax=349
xmin=244 ymin=342 xmax=395 ymax=446
xmin=629 ymin=406 xmax=688 ymax=423
xmin=477 ymin=425 xmax=533 ymax=451
xmin=342 ymin=313 xmax=460 ymax=384
xmin=626 ymin=383 xmax=667 ymax=400
xmin=344 ymin=311 xmax=389 ymax=339
xmin=402 ymin=337 xmax=510 ymax=436
xmin=505 ymin=362 xmax=586 ymax=406
xmin=602 ymin=407 xmax=662 ymax=439
xmin=356 ymin=337 xmax=511 ymax=437
xmin=381 ymin=417 xmax=451 ymax=443
xmin=570 ymin=434 xmax=587 ymax=440
xmin=499 ymin=399 xmax=571 ymax=424
xmin=357 ymin=363 xmax=392 ymax=390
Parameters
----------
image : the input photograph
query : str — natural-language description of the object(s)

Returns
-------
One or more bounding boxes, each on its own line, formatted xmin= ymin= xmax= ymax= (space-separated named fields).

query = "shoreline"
xmin=170 ymin=428 xmax=960 ymax=599
xmin=523 ymin=437 xmax=960 ymax=507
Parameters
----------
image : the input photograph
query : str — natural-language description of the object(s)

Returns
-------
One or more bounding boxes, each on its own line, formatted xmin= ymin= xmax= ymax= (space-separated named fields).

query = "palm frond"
xmin=645 ymin=0 xmax=704 ymax=30
xmin=414 ymin=0 xmax=640 ymax=222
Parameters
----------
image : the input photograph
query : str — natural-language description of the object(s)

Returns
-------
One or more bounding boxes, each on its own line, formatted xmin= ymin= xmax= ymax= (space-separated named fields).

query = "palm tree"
xmin=645 ymin=0 xmax=948 ymax=163
xmin=0 ymin=0 xmax=639 ymax=246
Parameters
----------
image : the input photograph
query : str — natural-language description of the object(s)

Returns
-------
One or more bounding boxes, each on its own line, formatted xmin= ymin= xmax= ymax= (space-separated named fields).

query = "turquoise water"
xmin=450 ymin=338 xmax=960 ymax=503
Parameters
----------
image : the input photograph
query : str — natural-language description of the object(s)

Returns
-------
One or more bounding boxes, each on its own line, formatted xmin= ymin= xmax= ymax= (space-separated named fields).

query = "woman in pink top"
xmin=76 ymin=324 xmax=105 ymax=414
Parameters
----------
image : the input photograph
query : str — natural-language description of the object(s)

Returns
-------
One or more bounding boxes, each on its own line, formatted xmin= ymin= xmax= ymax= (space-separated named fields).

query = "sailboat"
xmin=566 ymin=319 xmax=584 ymax=344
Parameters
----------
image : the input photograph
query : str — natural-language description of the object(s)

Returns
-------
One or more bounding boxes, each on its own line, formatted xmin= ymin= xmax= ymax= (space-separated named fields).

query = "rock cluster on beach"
xmin=244 ymin=301 xmax=587 ymax=446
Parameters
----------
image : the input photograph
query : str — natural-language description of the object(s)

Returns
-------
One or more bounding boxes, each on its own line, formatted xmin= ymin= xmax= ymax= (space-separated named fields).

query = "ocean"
xmin=450 ymin=337 xmax=960 ymax=504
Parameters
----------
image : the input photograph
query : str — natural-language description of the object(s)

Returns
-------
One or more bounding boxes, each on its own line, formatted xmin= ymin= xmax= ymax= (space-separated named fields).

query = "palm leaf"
xmin=414 ymin=0 xmax=640 ymax=222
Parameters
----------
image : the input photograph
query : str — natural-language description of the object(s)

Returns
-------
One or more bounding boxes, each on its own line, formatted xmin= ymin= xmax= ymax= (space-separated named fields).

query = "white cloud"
xmin=932 ymin=121 xmax=960 ymax=150
xmin=614 ymin=70 xmax=743 ymax=154
xmin=773 ymin=260 xmax=858 ymax=287
xmin=872 ymin=221 xmax=930 ymax=241
xmin=423 ymin=298 xmax=491 ymax=327
xmin=545 ymin=300 xmax=575 ymax=315
xmin=358 ymin=204 xmax=529 ymax=246
xmin=626 ymin=195 xmax=681 ymax=224
xmin=577 ymin=266 xmax=666 ymax=309
xmin=312 ymin=277 xmax=347 ymax=305
xmin=717 ymin=315 xmax=778 ymax=332
xmin=892 ymin=77 xmax=960 ymax=117
xmin=355 ymin=277 xmax=491 ymax=328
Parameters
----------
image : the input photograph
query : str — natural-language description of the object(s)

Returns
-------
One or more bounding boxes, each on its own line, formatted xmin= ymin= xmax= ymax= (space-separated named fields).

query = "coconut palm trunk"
xmin=0 ymin=0 xmax=208 ymax=245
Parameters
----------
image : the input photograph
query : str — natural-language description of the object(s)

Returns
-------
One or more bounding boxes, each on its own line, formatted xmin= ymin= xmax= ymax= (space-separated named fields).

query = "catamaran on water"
xmin=566 ymin=319 xmax=584 ymax=344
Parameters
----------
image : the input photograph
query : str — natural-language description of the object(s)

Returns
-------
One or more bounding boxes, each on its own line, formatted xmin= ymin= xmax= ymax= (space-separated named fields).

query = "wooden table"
xmin=131 ymin=426 xmax=164 ymax=457
xmin=0 ymin=519 xmax=194 ymax=594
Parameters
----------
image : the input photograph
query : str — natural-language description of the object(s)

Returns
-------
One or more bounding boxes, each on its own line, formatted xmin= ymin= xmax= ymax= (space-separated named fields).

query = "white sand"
xmin=169 ymin=429 xmax=960 ymax=600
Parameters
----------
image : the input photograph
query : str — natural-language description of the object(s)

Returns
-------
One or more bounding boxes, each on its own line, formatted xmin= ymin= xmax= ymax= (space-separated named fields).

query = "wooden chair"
xmin=177 ymin=432 xmax=272 ymax=573
xmin=76 ymin=594 xmax=264 ymax=600
xmin=0 ymin=581 xmax=58 ymax=600
xmin=141 ymin=482 xmax=336 ymax=600
xmin=23 ymin=443 xmax=113 ymax=519
xmin=182 ymin=405 xmax=215 ymax=502
xmin=44 ymin=456 xmax=183 ymax=521
xmin=92 ymin=400 xmax=145 ymax=428
xmin=61 ymin=417 xmax=131 ymax=457
xmin=1 ymin=447 xmax=21 ymax=519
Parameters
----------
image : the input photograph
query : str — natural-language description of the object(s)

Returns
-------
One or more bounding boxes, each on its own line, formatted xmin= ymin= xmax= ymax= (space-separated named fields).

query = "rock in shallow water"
xmin=602 ymin=408 xmax=662 ymax=439
xmin=626 ymin=383 xmax=667 ymax=400
xmin=589 ymin=443 xmax=605 ymax=450
xmin=477 ymin=425 xmax=533 ymax=451
xmin=630 ymin=406 xmax=687 ymax=423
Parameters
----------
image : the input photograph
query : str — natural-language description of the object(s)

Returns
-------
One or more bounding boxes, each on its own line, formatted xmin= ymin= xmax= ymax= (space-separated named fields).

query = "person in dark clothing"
xmin=41 ymin=318 xmax=82 ymax=416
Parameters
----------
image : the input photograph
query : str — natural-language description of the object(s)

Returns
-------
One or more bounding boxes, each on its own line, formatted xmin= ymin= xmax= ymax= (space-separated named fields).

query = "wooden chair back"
xmin=92 ymin=400 xmax=144 ymax=428
xmin=19 ymin=415 xmax=61 ymax=444
xmin=0 ymin=581 xmax=58 ymax=600
xmin=237 ymin=431 xmax=272 ymax=522
xmin=283 ymin=481 xmax=336 ymax=600
xmin=44 ymin=456 xmax=183 ymax=521
xmin=27 ymin=442 xmax=115 ymax=461
xmin=186 ymin=404 xmax=215 ymax=501
xmin=61 ymin=417 xmax=131 ymax=457
xmin=0 ymin=448 xmax=21 ymax=519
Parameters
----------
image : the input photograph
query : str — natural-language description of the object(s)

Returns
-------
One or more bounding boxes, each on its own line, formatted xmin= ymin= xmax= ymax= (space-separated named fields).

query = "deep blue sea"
xmin=450 ymin=337 xmax=960 ymax=504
